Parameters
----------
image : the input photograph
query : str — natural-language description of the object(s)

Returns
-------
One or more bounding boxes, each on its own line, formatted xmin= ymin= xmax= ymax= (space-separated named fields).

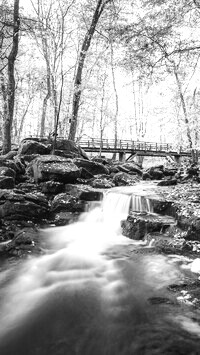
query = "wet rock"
xmin=142 ymin=172 xmax=152 ymax=180
xmin=0 ymin=190 xmax=49 ymax=221
xmin=0 ymin=159 xmax=18 ymax=172
xmin=148 ymin=296 xmax=175 ymax=305
xmin=14 ymin=156 xmax=26 ymax=175
xmin=177 ymin=215 xmax=200 ymax=241
xmin=80 ymin=167 xmax=94 ymax=180
xmin=121 ymin=162 xmax=143 ymax=176
xmin=22 ymin=154 xmax=41 ymax=163
xmin=113 ymin=172 xmax=140 ymax=186
xmin=53 ymin=212 xmax=79 ymax=226
xmin=0 ymin=177 xmax=15 ymax=189
xmin=74 ymin=158 xmax=109 ymax=175
xmin=145 ymin=232 xmax=184 ymax=254
xmin=30 ymin=155 xmax=81 ymax=183
xmin=157 ymin=178 xmax=177 ymax=186
xmin=64 ymin=184 xmax=103 ymax=201
xmin=51 ymin=193 xmax=87 ymax=213
xmin=116 ymin=165 xmax=130 ymax=173
xmin=4 ymin=228 xmax=40 ymax=257
xmin=151 ymin=199 xmax=175 ymax=216
xmin=1 ymin=150 xmax=18 ymax=160
xmin=89 ymin=178 xmax=114 ymax=189
xmin=163 ymin=168 xmax=177 ymax=177
xmin=121 ymin=212 xmax=175 ymax=240
xmin=109 ymin=166 xmax=120 ymax=174
xmin=18 ymin=139 xmax=50 ymax=155
xmin=14 ymin=230 xmax=33 ymax=245
xmin=16 ymin=182 xmax=41 ymax=193
xmin=91 ymin=156 xmax=109 ymax=165
xmin=147 ymin=167 xmax=164 ymax=180
xmin=186 ymin=164 xmax=199 ymax=177
xmin=0 ymin=166 xmax=16 ymax=179
xmin=40 ymin=181 xmax=65 ymax=195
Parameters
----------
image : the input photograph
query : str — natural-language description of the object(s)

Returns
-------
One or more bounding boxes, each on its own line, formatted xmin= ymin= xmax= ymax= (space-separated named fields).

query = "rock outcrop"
xmin=30 ymin=155 xmax=81 ymax=183
xmin=121 ymin=212 xmax=176 ymax=240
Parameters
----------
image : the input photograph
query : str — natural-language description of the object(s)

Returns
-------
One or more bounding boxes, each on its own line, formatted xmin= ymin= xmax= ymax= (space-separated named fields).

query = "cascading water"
xmin=0 ymin=185 xmax=200 ymax=355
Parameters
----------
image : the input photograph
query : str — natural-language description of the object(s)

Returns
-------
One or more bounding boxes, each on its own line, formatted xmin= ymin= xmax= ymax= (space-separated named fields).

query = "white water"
xmin=0 ymin=187 xmax=200 ymax=355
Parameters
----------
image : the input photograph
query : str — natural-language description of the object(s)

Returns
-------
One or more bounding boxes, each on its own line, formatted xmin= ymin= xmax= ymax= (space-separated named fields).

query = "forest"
xmin=1 ymin=0 xmax=200 ymax=156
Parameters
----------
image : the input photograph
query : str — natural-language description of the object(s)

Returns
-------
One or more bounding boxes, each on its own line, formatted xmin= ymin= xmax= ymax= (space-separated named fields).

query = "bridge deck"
xmin=78 ymin=138 xmax=190 ymax=157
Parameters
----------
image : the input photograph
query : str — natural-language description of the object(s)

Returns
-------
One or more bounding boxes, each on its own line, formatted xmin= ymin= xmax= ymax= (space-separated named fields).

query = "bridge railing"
xmin=79 ymin=138 xmax=175 ymax=152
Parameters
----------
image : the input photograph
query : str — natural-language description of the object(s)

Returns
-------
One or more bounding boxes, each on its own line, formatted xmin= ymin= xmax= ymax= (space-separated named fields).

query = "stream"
xmin=0 ymin=183 xmax=200 ymax=354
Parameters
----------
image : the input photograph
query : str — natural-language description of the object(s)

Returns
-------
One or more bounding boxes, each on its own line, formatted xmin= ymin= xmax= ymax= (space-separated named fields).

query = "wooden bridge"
xmin=78 ymin=138 xmax=191 ymax=161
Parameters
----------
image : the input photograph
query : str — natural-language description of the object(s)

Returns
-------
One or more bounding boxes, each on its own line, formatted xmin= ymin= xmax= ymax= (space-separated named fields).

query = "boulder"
xmin=30 ymin=155 xmax=81 ymax=183
xmin=0 ymin=177 xmax=15 ymax=189
xmin=17 ymin=182 xmax=41 ymax=193
xmin=163 ymin=168 xmax=177 ymax=177
xmin=109 ymin=166 xmax=120 ymax=174
xmin=0 ymin=159 xmax=18 ymax=172
xmin=142 ymin=172 xmax=152 ymax=180
xmin=80 ymin=167 xmax=94 ymax=180
xmin=147 ymin=167 xmax=164 ymax=180
xmin=1 ymin=150 xmax=18 ymax=160
xmin=157 ymin=178 xmax=177 ymax=186
xmin=116 ymin=165 xmax=130 ymax=173
xmin=121 ymin=162 xmax=143 ymax=175
xmin=91 ymin=156 xmax=109 ymax=165
xmin=89 ymin=178 xmax=115 ymax=189
xmin=18 ymin=139 xmax=50 ymax=155
xmin=40 ymin=181 xmax=65 ymax=195
xmin=64 ymin=184 xmax=103 ymax=201
xmin=52 ymin=139 xmax=89 ymax=160
xmin=0 ymin=166 xmax=16 ymax=179
xmin=14 ymin=156 xmax=26 ymax=175
xmin=3 ymin=228 xmax=40 ymax=257
xmin=51 ymin=193 xmax=87 ymax=213
xmin=113 ymin=172 xmax=140 ymax=186
xmin=22 ymin=154 xmax=41 ymax=163
xmin=177 ymin=215 xmax=200 ymax=241
xmin=121 ymin=212 xmax=175 ymax=240
xmin=186 ymin=164 xmax=199 ymax=177
xmin=74 ymin=158 xmax=109 ymax=175
xmin=0 ymin=190 xmax=49 ymax=221
xmin=56 ymin=138 xmax=88 ymax=159
xmin=53 ymin=212 xmax=79 ymax=226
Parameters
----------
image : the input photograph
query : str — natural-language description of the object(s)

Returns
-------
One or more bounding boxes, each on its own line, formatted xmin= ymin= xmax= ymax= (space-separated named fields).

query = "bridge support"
xmin=119 ymin=151 xmax=126 ymax=162
xmin=174 ymin=155 xmax=181 ymax=164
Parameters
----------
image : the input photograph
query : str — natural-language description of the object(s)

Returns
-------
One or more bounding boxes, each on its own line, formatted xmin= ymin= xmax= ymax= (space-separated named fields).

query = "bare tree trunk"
xmin=99 ymin=72 xmax=106 ymax=157
xmin=131 ymin=69 xmax=138 ymax=138
xmin=52 ymin=72 xmax=64 ymax=154
xmin=0 ymin=73 xmax=8 ymax=137
xmin=18 ymin=97 xmax=33 ymax=142
xmin=40 ymin=54 xmax=51 ymax=136
xmin=2 ymin=0 xmax=20 ymax=154
xmin=68 ymin=0 xmax=111 ymax=141
xmin=110 ymin=38 xmax=118 ymax=160
xmin=174 ymin=66 xmax=196 ymax=162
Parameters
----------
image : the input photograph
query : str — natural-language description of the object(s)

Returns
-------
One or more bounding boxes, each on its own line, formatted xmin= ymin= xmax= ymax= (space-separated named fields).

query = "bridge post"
xmin=174 ymin=155 xmax=181 ymax=164
xmin=119 ymin=151 xmax=126 ymax=162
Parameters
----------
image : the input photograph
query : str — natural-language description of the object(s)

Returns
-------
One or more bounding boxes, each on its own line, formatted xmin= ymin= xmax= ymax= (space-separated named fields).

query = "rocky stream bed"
xmin=0 ymin=138 xmax=200 ymax=354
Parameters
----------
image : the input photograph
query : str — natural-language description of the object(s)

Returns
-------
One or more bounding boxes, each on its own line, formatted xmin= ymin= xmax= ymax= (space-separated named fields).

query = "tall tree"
xmin=2 ymin=0 xmax=20 ymax=153
xmin=68 ymin=0 xmax=112 ymax=141
xmin=31 ymin=0 xmax=75 ymax=137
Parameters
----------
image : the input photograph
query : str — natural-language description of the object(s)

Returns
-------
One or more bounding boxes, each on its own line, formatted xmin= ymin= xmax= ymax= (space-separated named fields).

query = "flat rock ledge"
xmin=121 ymin=212 xmax=176 ymax=240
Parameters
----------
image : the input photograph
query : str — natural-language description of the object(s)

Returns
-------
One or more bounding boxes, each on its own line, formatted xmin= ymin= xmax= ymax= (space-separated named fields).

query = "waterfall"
xmin=0 ymin=185 xmax=199 ymax=355
xmin=131 ymin=195 xmax=153 ymax=213
xmin=102 ymin=190 xmax=153 ymax=223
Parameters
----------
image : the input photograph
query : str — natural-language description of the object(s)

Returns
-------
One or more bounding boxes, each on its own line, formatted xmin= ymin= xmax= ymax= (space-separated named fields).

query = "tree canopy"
xmin=0 ymin=0 xmax=200 ymax=156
